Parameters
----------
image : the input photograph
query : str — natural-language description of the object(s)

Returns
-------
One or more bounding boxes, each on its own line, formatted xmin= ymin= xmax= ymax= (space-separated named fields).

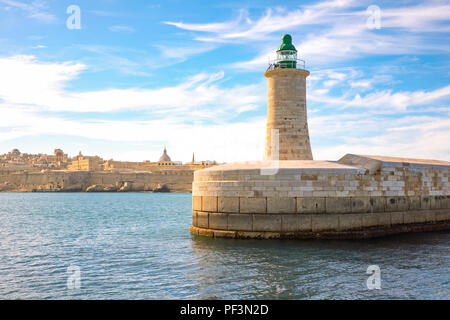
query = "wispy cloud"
xmin=109 ymin=25 xmax=135 ymax=33
xmin=311 ymin=115 xmax=450 ymax=161
xmin=309 ymin=85 xmax=450 ymax=112
xmin=0 ymin=54 xmax=264 ymax=161
xmin=164 ymin=8 xmax=249 ymax=35
xmin=166 ymin=0 xmax=450 ymax=40
xmin=0 ymin=0 xmax=57 ymax=23
xmin=165 ymin=0 xmax=358 ymax=42
xmin=0 ymin=103 xmax=266 ymax=162
xmin=369 ymin=2 xmax=450 ymax=32
xmin=68 ymin=44 xmax=153 ymax=76
xmin=0 ymin=55 xmax=264 ymax=117
xmin=90 ymin=10 xmax=120 ymax=17
xmin=155 ymin=43 xmax=217 ymax=63
xmin=0 ymin=54 xmax=449 ymax=162
xmin=167 ymin=0 xmax=450 ymax=70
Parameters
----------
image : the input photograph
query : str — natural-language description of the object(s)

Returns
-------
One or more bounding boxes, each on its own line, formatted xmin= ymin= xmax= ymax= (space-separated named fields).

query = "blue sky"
xmin=0 ymin=0 xmax=449 ymax=163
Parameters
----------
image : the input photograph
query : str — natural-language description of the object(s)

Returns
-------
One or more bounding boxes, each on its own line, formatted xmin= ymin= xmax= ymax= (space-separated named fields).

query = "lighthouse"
xmin=263 ymin=34 xmax=313 ymax=161
xmin=190 ymin=33 xmax=450 ymax=240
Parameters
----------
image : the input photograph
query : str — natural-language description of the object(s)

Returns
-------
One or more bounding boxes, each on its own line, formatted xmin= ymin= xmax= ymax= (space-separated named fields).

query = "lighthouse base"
xmin=191 ymin=155 xmax=450 ymax=240
xmin=190 ymin=215 xmax=450 ymax=240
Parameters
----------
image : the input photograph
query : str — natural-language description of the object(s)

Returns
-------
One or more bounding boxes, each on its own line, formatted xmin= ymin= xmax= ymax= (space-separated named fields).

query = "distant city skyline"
xmin=0 ymin=0 xmax=449 ymax=163
xmin=1 ymin=146 xmax=210 ymax=164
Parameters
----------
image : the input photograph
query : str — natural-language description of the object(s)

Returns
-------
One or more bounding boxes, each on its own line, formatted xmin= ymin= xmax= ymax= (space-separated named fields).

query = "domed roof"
xmin=159 ymin=147 xmax=171 ymax=162
xmin=277 ymin=34 xmax=297 ymax=52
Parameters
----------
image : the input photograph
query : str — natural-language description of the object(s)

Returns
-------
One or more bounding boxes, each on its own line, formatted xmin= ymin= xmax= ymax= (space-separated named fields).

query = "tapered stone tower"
xmin=264 ymin=34 xmax=312 ymax=160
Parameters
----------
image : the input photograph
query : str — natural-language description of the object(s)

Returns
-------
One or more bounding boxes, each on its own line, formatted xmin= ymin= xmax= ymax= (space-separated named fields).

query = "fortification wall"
xmin=0 ymin=169 xmax=195 ymax=192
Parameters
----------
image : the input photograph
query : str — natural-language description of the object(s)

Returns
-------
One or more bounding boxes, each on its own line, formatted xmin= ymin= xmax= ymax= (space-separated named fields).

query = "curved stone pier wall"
xmin=191 ymin=155 xmax=450 ymax=239
xmin=191 ymin=203 xmax=450 ymax=239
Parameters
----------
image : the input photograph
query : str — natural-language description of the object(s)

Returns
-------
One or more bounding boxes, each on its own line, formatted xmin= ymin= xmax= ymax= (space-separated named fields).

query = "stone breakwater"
xmin=0 ymin=169 xmax=195 ymax=192
xmin=190 ymin=154 xmax=450 ymax=239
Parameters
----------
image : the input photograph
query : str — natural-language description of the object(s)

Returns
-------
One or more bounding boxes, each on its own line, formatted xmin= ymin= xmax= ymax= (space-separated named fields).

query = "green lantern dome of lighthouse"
xmin=277 ymin=34 xmax=297 ymax=52
xmin=275 ymin=34 xmax=298 ymax=69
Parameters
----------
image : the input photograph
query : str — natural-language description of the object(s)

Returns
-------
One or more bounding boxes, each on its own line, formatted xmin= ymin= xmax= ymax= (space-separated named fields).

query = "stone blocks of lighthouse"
xmin=263 ymin=68 xmax=313 ymax=161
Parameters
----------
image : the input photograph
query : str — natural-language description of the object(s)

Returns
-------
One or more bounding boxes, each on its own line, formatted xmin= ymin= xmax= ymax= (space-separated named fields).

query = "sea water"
xmin=0 ymin=193 xmax=448 ymax=299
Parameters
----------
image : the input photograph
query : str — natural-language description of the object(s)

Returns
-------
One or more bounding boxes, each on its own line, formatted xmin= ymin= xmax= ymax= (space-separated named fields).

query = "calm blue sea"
xmin=0 ymin=193 xmax=448 ymax=300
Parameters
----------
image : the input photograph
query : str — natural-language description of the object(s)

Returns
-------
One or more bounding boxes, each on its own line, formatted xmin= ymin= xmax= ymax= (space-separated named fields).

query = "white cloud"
xmin=230 ymin=24 xmax=447 ymax=70
xmin=323 ymin=80 xmax=339 ymax=87
xmin=0 ymin=53 xmax=448 ymax=162
xmin=155 ymin=43 xmax=217 ymax=62
xmin=165 ymin=0 xmax=358 ymax=42
xmin=0 ymin=55 xmax=262 ymax=162
xmin=228 ymin=51 xmax=272 ymax=70
xmin=90 ymin=10 xmax=120 ymax=17
xmin=164 ymin=9 xmax=249 ymax=34
xmin=308 ymin=85 xmax=450 ymax=112
xmin=0 ymin=103 xmax=266 ymax=162
xmin=2 ymin=98 xmax=448 ymax=162
xmin=179 ymin=0 xmax=450 ymax=70
xmin=166 ymin=0 xmax=450 ymax=41
xmin=0 ymin=55 xmax=85 ymax=104
xmin=0 ymin=0 xmax=57 ymax=23
xmin=70 ymin=44 xmax=155 ymax=76
xmin=350 ymin=80 xmax=371 ymax=88
xmin=109 ymin=25 xmax=135 ymax=33
xmin=371 ymin=3 xmax=450 ymax=32
xmin=312 ymin=116 xmax=450 ymax=161
xmin=346 ymin=86 xmax=450 ymax=111
xmin=0 ymin=55 xmax=264 ymax=118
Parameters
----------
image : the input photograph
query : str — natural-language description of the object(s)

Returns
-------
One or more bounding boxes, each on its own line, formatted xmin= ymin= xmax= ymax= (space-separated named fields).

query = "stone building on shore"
xmin=68 ymin=152 xmax=104 ymax=171
xmin=0 ymin=148 xmax=69 ymax=170
xmin=0 ymin=147 xmax=217 ymax=192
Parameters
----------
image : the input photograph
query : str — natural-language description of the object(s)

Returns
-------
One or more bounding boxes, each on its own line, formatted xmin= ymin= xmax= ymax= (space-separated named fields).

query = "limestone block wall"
xmin=191 ymin=155 xmax=450 ymax=239
xmin=264 ymin=68 xmax=313 ymax=161
xmin=193 ymin=157 xmax=449 ymax=198
xmin=0 ymin=169 xmax=196 ymax=192
xmin=339 ymin=154 xmax=450 ymax=197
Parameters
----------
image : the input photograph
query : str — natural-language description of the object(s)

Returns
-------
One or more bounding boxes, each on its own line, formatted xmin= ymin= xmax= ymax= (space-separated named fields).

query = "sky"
xmin=0 ymin=0 xmax=449 ymax=163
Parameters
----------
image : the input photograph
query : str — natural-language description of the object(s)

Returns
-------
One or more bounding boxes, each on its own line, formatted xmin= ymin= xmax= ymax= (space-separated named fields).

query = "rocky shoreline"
xmin=0 ymin=182 xmax=180 ymax=193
